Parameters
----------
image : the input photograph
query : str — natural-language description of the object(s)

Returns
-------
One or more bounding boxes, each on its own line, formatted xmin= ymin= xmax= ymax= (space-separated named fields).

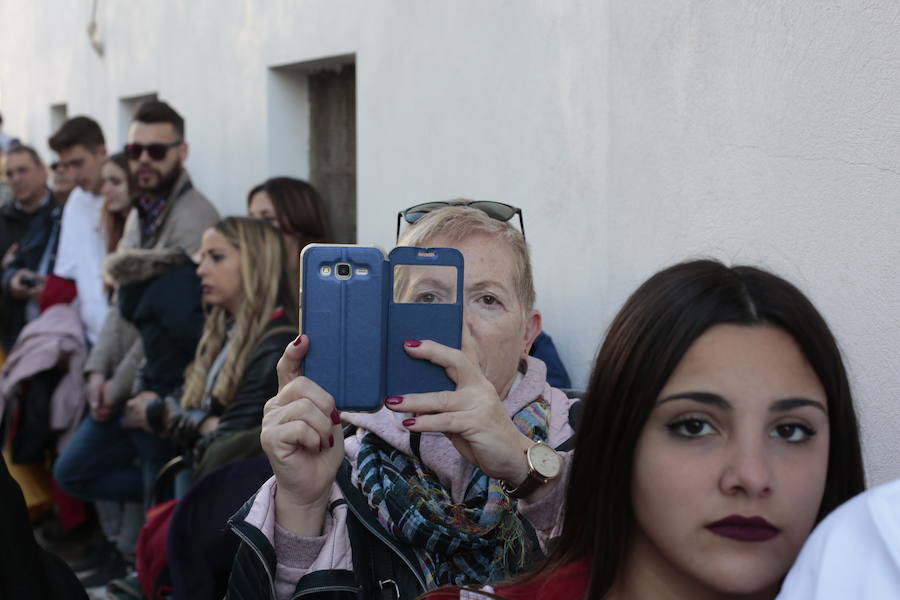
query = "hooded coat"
xmin=104 ymin=248 xmax=204 ymax=397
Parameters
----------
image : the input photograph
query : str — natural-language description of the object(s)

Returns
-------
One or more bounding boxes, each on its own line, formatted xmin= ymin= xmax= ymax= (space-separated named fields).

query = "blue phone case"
xmin=300 ymin=245 xmax=388 ymax=412
xmin=386 ymin=246 xmax=464 ymax=396
xmin=300 ymin=244 xmax=463 ymax=411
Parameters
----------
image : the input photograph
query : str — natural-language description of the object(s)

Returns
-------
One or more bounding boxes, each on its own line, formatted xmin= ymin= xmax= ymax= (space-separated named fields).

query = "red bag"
xmin=135 ymin=499 xmax=177 ymax=600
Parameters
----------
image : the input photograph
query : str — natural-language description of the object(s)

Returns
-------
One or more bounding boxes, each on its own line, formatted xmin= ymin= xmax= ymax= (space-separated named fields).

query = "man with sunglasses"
xmin=81 ymin=100 xmax=216 ymax=428
xmin=120 ymin=100 xmax=218 ymax=249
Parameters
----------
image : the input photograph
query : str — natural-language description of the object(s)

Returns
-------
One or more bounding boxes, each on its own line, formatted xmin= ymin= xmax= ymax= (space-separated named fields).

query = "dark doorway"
xmin=309 ymin=64 xmax=357 ymax=243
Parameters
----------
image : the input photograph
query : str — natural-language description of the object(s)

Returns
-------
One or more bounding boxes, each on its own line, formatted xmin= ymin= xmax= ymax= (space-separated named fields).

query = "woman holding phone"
xmin=422 ymin=260 xmax=865 ymax=600
xmin=228 ymin=205 xmax=578 ymax=599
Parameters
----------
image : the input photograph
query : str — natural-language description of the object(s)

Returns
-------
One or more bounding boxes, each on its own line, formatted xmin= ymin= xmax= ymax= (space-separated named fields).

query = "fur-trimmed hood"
xmin=104 ymin=248 xmax=193 ymax=287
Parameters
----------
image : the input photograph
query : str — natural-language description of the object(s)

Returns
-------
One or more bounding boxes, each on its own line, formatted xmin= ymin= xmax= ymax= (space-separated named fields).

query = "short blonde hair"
xmin=397 ymin=203 xmax=535 ymax=310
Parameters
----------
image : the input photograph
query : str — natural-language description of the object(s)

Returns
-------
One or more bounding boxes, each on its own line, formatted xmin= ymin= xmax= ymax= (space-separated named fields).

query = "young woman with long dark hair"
xmin=424 ymin=259 xmax=865 ymax=600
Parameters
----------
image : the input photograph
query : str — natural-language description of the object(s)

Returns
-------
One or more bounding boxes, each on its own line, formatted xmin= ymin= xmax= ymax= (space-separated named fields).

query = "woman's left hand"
xmin=385 ymin=340 xmax=532 ymax=486
xmin=121 ymin=391 xmax=157 ymax=432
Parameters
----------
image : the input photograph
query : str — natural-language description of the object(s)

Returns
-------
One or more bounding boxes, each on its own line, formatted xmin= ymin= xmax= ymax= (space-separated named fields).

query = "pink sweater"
xmin=239 ymin=356 xmax=576 ymax=600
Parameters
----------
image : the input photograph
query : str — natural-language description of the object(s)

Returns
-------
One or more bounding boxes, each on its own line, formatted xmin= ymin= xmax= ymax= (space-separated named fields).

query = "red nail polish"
xmin=292 ymin=335 xmax=303 ymax=346
xmin=404 ymin=339 xmax=422 ymax=348
xmin=330 ymin=409 xmax=340 ymax=425
xmin=385 ymin=396 xmax=403 ymax=405
xmin=402 ymin=418 xmax=416 ymax=428
xmin=329 ymin=434 xmax=334 ymax=448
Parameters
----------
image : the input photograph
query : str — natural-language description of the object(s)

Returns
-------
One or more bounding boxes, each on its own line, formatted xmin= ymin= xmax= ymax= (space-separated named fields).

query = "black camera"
xmin=336 ymin=263 xmax=352 ymax=278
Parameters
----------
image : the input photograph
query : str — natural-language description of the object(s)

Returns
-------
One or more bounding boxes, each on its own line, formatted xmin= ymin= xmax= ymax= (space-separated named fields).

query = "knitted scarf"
xmin=354 ymin=399 xmax=551 ymax=589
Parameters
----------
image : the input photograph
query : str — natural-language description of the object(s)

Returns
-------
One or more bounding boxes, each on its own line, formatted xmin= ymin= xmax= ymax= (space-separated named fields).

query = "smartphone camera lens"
xmin=336 ymin=263 xmax=352 ymax=279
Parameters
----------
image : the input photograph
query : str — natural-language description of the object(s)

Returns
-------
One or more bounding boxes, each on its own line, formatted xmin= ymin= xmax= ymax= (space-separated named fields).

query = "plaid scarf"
xmin=355 ymin=399 xmax=551 ymax=589
xmin=137 ymin=194 xmax=168 ymax=239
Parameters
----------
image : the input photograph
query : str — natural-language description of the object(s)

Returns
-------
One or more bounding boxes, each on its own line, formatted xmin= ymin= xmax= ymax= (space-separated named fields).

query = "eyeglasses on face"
xmin=124 ymin=140 xmax=182 ymax=161
xmin=396 ymin=200 xmax=525 ymax=242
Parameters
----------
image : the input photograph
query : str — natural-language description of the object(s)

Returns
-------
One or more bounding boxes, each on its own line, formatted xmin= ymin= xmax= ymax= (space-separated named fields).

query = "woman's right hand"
xmin=86 ymin=372 xmax=113 ymax=421
xmin=261 ymin=335 xmax=344 ymax=536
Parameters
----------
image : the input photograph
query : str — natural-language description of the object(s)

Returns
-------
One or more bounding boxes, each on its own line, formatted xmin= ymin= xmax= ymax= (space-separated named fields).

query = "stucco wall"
xmin=0 ymin=0 xmax=896 ymax=484
xmin=606 ymin=1 xmax=900 ymax=486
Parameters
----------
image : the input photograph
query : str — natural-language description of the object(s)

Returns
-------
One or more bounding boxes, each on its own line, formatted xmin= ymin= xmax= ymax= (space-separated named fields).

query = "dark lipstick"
xmin=707 ymin=515 xmax=780 ymax=542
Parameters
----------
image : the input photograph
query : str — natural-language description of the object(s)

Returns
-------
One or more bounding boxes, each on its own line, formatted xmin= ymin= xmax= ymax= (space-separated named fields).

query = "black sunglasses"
xmin=124 ymin=140 xmax=182 ymax=161
xmin=396 ymin=200 xmax=525 ymax=242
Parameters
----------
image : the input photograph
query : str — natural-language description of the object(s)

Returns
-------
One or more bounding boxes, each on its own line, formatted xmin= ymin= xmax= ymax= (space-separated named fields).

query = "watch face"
xmin=529 ymin=443 xmax=562 ymax=479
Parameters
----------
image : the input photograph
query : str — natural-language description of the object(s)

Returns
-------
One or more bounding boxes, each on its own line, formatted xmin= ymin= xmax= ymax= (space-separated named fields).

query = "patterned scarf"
xmin=137 ymin=194 xmax=168 ymax=239
xmin=355 ymin=399 xmax=551 ymax=589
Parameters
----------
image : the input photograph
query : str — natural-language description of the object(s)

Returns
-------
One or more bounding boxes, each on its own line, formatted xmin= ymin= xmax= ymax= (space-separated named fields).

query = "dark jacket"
xmin=105 ymin=248 xmax=204 ymax=397
xmin=0 ymin=200 xmax=60 ymax=350
xmin=159 ymin=313 xmax=296 ymax=460
xmin=0 ymin=194 xmax=54 ymax=267
xmin=226 ymin=459 xmax=426 ymax=600
xmin=0 ymin=446 xmax=88 ymax=600
xmin=529 ymin=331 xmax=571 ymax=390
xmin=84 ymin=169 xmax=219 ymax=408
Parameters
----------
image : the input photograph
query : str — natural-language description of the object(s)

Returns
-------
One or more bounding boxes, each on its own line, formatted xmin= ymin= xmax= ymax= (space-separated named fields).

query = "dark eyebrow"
xmin=659 ymin=392 xmax=827 ymax=414
xmin=771 ymin=397 xmax=828 ymax=414
xmin=658 ymin=392 xmax=731 ymax=409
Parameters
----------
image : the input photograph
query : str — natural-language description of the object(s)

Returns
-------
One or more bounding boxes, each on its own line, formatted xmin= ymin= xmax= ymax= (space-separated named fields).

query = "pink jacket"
xmin=0 ymin=303 xmax=87 ymax=451
xmin=239 ymin=356 xmax=577 ymax=600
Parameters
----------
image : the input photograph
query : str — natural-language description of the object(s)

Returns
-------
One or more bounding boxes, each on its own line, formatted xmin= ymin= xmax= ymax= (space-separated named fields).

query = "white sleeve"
xmin=777 ymin=480 xmax=900 ymax=599
xmin=52 ymin=190 xmax=82 ymax=279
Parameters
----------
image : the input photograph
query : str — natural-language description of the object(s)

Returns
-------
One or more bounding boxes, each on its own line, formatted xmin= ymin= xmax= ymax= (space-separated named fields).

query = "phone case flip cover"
xmin=386 ymin=246 xmax=464 ymax=398
xmin=300 ymin=245 xmax=463 ymax=412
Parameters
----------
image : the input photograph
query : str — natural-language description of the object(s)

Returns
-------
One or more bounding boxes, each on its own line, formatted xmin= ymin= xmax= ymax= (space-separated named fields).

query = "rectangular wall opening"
xmin=268 ymin=55 xmax=356 ymax=243
xmin=49 ymin=103 xmax=68 ymax=137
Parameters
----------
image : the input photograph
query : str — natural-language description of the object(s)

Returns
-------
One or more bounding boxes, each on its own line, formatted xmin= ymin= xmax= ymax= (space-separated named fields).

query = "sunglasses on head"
xmin=124 ymin=140 xmax=181 ymax=161
xmin=396 ymin=200 xmax=525 ymax=242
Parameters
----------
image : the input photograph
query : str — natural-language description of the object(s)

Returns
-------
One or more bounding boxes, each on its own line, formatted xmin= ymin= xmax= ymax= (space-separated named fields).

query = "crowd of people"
xmin=0 ymin=99 xmax=896 ymax=600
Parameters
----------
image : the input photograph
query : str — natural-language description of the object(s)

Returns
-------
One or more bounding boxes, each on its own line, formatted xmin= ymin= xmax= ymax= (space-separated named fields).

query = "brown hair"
xmin=100 ymin=152 xmax=131 ymax=253
xmin=522 ymin=259 xmax=864 ymax=598
xmin=133 ymin=100 xmax=185 ymax=139
xmin=48 ymin=116 xmax=105 ymax=153
xmin=6 ymin=144 xmax=43 ymax=167
xmin=247 ymin=177 xmax=332 ymax=251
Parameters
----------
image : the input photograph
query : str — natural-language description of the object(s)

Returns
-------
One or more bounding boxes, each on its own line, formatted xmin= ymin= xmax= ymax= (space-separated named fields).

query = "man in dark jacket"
xmin=0 ymin=145 xmax=56 ymax=350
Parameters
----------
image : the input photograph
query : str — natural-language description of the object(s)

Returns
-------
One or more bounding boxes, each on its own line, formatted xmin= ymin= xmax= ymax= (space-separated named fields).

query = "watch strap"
xmin=501 ymin=441 xmax=553 ymax=499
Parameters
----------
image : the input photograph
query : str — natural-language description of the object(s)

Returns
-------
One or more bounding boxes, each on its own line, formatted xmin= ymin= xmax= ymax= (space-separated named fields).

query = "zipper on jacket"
xmin=230 ymin=523 xmax=278 ymax=600
xmin=341 ymin=495 xmax=428 ymax=591
xmin=294 ymin=584 xmax=360 ymax=598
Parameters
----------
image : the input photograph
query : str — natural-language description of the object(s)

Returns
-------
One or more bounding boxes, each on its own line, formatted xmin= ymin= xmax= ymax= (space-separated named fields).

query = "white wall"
xmin=0 ymin=0 xmax=897 ymax=484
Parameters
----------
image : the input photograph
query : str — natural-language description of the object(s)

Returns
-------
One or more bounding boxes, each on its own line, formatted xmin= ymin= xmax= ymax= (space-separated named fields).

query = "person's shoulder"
xmin=60 ymin=187 xmax=98 ymax=212
xmin=172 ymin=171 xmax=218 ymax=213
xmin=0 ymin=199 xmax=16 ymax=219
xmin=777 ymin=479 xmax=900 ymax=598
xmin=815 ymin=478 xmax=900 ymax=538
xmin=256 ymin=313 xmax=297 ymax=350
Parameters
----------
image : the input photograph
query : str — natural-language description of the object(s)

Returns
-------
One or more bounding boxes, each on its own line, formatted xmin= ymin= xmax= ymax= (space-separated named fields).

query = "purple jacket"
xmin=237 ymin=356 xmax=577 ymax=600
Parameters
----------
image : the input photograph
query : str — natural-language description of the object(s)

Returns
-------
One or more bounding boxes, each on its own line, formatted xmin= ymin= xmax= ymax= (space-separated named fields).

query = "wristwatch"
xmin=502 ymin=440 xmax=563 ymax=499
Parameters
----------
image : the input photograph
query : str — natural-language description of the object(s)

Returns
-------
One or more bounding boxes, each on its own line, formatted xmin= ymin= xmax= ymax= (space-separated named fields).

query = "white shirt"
xmin=53 ymin=186 xmax=108 ymax=343
xmin=778 ymin=478 xmax=900 ymax=598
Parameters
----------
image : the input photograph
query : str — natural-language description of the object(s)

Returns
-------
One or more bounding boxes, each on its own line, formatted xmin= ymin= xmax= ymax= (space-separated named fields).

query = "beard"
xmin=134 ymin=159 xmax=182 ymax=196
